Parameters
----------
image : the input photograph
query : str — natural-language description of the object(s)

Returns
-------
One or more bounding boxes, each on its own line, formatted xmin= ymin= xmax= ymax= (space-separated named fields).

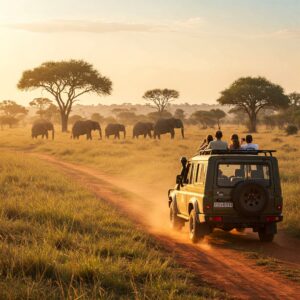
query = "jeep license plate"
xmin=214 ymin=202 xmax=233 ymax=208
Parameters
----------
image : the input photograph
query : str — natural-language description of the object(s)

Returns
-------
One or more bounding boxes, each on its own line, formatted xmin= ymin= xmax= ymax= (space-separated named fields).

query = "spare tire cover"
xmin=232 ymin=181 xmax=268 ymax=216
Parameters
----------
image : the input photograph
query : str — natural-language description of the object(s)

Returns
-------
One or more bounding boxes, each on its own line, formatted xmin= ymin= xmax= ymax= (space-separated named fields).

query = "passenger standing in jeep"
xmin=206 ymin=131 xmax=228 ymax=150
xmin=241 ymin=135 xmax=259 ymax=150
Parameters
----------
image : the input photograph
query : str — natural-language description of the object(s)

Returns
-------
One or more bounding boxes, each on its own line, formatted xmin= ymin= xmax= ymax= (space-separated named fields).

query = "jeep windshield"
xmin=217 ymin=163 xmax=270 ymax=187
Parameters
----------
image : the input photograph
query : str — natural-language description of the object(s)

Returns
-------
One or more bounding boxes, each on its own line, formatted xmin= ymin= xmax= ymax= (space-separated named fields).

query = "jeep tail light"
xmin=209 ymin=216 xmax=222 ymax=222
xmin=277 ymin=204 xmax=282 ymax=211
xmin=266 ymin=216 xmax=280 ymax=222
xmin=205 ymin=190 xmax=213 ymax=197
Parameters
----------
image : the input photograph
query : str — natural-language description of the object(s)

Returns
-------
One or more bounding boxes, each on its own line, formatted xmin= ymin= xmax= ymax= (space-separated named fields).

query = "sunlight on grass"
xmin=0 ymin=152 xmax=226 ymax=299
xmin=0 ymin=124 xmax=299 ymax=237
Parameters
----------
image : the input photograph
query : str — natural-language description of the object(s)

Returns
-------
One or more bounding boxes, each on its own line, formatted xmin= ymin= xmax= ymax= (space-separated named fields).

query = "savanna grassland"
xmin=0 ymin=151 xmax=227 ymax=299
xmin=0 ymin=124 xmax=299 ymax=238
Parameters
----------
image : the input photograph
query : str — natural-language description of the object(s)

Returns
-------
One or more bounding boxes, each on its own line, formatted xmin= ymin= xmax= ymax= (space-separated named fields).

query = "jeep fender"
xmin=168 ymin=189 xmax=177 ymax=207
xmin=188 ymin=197 xmax=200 ymax=215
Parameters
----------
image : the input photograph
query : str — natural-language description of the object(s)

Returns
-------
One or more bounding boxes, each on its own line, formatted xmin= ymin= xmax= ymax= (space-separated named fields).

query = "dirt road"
xmin=33 ymin=153 xmax=300 ymax=300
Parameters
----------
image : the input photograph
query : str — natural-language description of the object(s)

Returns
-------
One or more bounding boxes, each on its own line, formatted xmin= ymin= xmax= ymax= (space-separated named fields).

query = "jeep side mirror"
xmin=176 ymin=175 xmax=183 ymax=185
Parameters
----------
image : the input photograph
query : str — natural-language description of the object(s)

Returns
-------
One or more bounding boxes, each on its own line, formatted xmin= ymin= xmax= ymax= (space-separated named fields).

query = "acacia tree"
xmin=0 ymin=100 xmax=28 ymax=117
xmin=217 ymin=77 xmax=289 ymax=132
xmin=29 ymin=97 xmax=53 ymax=118
xmin=190 ymin=110 xmax=216 ymax=128
xmin=143 ymin=89 xmax=179 ymax=114
xmin=0 ymin=100 xmax=28 ymax=128
xmin=174 ymin=108 xmax=186 ymax=120
xmin=18 ymin=60 xmax=112 ymax=132
xmin=210 ymin=109 xmax=226 ymax=129
xmin=44 ymin=103 xmax=60 ymax=122
xmin=288 ymin=92 xmax=300 ymax=107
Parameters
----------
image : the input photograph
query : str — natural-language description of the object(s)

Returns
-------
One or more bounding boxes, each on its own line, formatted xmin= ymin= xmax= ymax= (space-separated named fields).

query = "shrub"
xmin=285 ymin=125 xmax=298 ymax=135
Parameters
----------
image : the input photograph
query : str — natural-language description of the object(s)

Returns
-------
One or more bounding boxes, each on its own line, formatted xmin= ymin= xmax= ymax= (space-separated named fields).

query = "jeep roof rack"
xmin=198 ymin=149 xmax=276 ymax=157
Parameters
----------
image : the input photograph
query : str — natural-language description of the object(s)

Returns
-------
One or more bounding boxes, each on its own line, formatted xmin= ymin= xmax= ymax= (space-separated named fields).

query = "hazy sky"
xmin=0 ymin=0 xmax=300 ymax=105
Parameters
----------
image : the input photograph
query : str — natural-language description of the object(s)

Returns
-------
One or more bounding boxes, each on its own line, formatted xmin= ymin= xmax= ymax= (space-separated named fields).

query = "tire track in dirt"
xmin=31 ymin=153 xmax=300 ymax=300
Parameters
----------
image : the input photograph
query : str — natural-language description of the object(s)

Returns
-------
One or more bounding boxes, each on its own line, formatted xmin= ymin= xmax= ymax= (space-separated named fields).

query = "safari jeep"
xmin=168 ymin=150 xmax=283 ymax=243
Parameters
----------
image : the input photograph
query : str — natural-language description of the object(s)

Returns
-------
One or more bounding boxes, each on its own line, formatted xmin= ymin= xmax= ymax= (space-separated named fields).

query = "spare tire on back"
xmin=232 ymin=181 xmax=268 ymax=217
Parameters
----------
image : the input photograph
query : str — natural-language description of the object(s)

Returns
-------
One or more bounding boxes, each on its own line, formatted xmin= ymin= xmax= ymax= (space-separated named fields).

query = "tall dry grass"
xmin=0 ymin=124 xmax=299 ymax=237
xmin=0 ymin=152 xmax=226 ymax=299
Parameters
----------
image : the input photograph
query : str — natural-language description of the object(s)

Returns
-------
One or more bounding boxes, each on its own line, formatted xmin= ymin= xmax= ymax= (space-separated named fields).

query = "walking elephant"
xmin=153 ymin=118 xmax=184 ymax=139
xmin=72 ymin=120 xmax=102 ymax=140
xmin=32 ymin=120 xmax=54 ymax=139
xmin=133 ymin=122 xmax=154 ymax=139
xmin=105 ymin=123 xmax=126 ymax=139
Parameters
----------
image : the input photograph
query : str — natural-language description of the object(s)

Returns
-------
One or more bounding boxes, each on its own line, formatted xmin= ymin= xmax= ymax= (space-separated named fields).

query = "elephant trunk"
xmin=181 ymin=126 xmax=184 ymax=139
xmin=99 ymin=128 xmax=102 ymax=139
xmin=123 ymin=129 xmax=126 ymax=138
xmin=52 ymin=128 xmax=55 ymax=140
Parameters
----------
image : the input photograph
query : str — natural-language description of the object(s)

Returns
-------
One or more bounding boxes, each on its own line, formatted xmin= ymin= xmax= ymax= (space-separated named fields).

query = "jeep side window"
xmin=200 ymin=164 xmax=207 ymax=184
xmin=193 ymin=164 xmax=199 ymax=184
xmin=196 ymin=163 xmax=206 ymax=184
xmin=195 ymin=163 xmax=202 ymax=184
xmin=189 ymin=163 xmax=194 ymax=184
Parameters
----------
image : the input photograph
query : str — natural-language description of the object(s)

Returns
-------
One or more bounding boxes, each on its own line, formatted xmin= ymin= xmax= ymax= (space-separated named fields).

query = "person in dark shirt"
xmin=229 ymin=134 xmax=241 ymax=150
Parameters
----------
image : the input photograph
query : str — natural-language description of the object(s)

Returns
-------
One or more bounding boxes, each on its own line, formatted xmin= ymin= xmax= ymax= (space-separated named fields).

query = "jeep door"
xmin=182 ymin=162 xmax=207 ymax=215
xmin=177 ymin=162 xmax=196 ymax=215
xmin=188 ymin=162 xmax=207 ymax=213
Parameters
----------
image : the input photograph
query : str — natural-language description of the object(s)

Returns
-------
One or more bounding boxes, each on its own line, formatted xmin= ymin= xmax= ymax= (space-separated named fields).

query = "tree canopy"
xmin=0 ymin=100 xmax=28 ymax=117
xmin=189 ymin=110 xmax=216 ymax=128
xmin=174 ymin=108 xmax=185 ymax=120
xmin=217 ymin=77 xmax=289 ymax=132
xmin=288 ymin=92 xmax=300 ymax=107
xmin=29 ymin=98 xmax=53 ymax=118
xmin=143 ymin=89 xmax=179 ymax=114
xmin=18 ymin=60 xmax=112 ymax=132
xmin=0 ymin=100 xmax=28 ymax=129
xmin=209 ymin=109 xmax=226 ymax=129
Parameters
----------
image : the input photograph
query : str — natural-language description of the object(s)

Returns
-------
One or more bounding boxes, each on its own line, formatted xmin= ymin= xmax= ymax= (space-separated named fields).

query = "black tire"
xmin=232 ymin=181 xmax=268 ymax=217
xmin=189 ymin=209 xmax=205 ymax=243
xmin=170 ymin=201 xmax=184 ymax=231
xmin=258 ymin=230 xmax=274 ymax=242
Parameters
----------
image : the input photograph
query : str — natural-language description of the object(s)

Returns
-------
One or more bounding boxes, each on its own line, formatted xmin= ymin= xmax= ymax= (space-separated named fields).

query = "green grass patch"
xmin=0 ymin=125 xmax=299 ymax=237
xmin=0 ymin=152 xmax=226 ymax=299
xmin=245 ymin=251 xmax=300 ymax=283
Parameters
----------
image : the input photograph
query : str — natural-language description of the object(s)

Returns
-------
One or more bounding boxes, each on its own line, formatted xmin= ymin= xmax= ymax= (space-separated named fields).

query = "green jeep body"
xmin=168 ymin=150 xmax=283 ymax=243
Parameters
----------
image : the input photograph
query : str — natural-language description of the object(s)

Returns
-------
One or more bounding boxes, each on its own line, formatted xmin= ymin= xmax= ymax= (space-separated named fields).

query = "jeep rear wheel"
xmin=170 ymin=202 xmax=184 ymax=231
xmin=258 ymin=229 xmax=274 ymax=242
xmin=189 ymin=209 xmax=205 ymax=243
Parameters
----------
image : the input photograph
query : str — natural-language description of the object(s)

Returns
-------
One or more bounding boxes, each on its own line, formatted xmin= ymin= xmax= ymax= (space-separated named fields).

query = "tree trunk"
xmin=61 ymin=113 xmax=69 ymax=132
xmin=248 ymin=114 xmax=257 ymax=132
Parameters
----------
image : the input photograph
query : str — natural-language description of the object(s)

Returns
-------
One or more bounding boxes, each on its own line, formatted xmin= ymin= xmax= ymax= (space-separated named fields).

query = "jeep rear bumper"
xmin=198 ymin=214 xmax=283 ymax=226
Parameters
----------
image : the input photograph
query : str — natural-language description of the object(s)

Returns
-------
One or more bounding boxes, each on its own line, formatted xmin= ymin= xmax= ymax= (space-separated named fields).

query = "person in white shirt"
xmin=241 ymin=135 xmax=259 ymax=150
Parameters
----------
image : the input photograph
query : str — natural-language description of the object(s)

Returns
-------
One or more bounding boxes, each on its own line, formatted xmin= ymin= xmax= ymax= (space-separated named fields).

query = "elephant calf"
xmin=133 ymin=122 xmax=154 ymax=139
xmin=105 ymin=123 xmax=126 ymax=139
xmin=32 ymin=120 xmax=54 ymax=139
xmin=153 ymin=118 xmax=184 ymax=139
xmin=72 ymin=120 xmax=102 ymax=140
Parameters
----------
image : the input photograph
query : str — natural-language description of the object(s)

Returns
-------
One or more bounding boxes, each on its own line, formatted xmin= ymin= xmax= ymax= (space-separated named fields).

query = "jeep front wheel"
xmin=189 ymin=209 xmax=205 ymax=243
xmin=170 ymin=202 xmax=184 ymax=231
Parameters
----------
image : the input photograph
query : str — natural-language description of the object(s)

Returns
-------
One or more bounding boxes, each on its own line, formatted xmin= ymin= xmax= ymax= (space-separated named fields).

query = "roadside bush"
xmin=285 ymin=125 xmax=298 ymax=135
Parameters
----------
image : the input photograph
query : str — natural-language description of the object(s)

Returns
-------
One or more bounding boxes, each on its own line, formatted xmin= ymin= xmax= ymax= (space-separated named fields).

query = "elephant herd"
xmin=31 ymin=118 xmax=184 ymax=140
